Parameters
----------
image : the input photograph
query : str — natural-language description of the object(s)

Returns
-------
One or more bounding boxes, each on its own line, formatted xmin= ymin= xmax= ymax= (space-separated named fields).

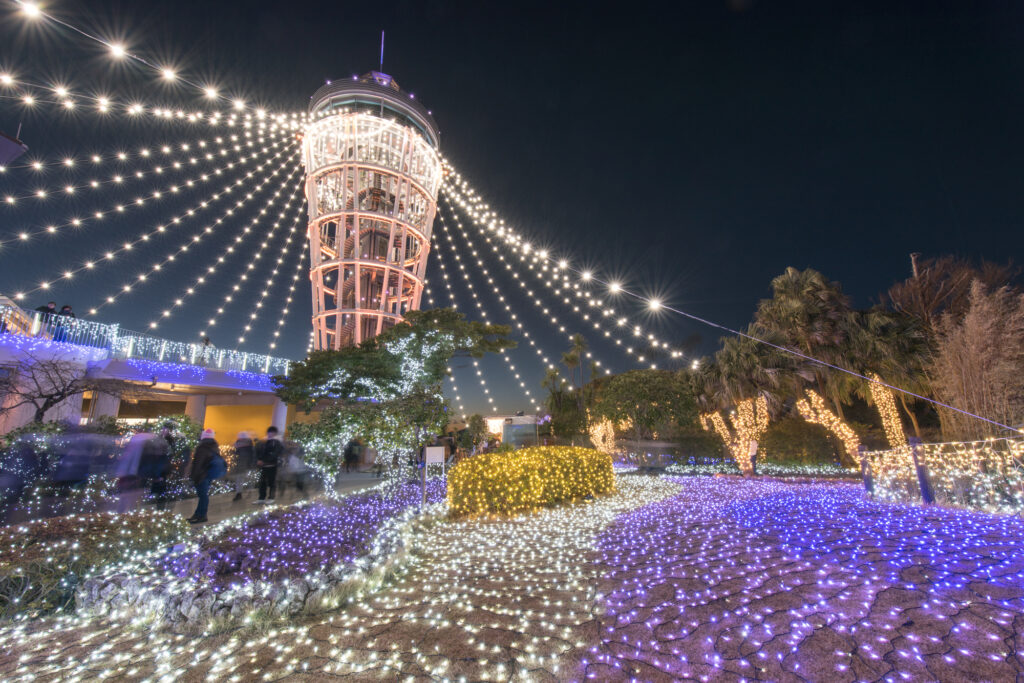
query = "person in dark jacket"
xmin=254 ymin=426 xmax=283 ymax=503
xmin=343 ymin=438 xmax=359 ymax=474
xmin=231 ymin=431 xmax=255 ymax=502
xmin=139 ymin=424 xmax=173 ymax=510
xmin=188 ymin=429 xmax=219 ymax=523
xmin=35 ymin=301 xmax=57 ymax=315
xmin=52 ymin=304 xmax=76 ymax=342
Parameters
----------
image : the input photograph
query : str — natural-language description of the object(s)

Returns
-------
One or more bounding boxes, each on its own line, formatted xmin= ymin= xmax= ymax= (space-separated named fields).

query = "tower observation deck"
xmin=303 ymin=72 xmax=441 ymax=349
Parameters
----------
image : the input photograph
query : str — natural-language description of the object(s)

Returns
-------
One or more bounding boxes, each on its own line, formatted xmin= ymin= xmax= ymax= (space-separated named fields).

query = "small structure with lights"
xmin=303 ymin=72 xmax=441 ymax=349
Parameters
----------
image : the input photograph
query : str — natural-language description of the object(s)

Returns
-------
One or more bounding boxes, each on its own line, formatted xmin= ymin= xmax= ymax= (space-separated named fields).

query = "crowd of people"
xmin=0 ymin=422 xmax=323 ymax=525
xmin=183 ymin=425 xmax=313 ymax=524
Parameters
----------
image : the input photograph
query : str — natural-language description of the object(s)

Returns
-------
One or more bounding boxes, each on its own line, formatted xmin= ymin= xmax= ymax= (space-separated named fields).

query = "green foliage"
xmin=283 ymin=309 xmax=509 ymax=486
xmin=457 ymin=414 xmax=488 ymax=450
xmin=292 ymin=391 xmax=449 ymax=490
xmin=0 ymin=509 xmax=187 ymax=619
xmin=83 ymin=415 xmax=130 ymax=436
xmin=0 ymin=420 xmax=68 ymax=450
xmin=275 ymin=308 xmax=514 ymax=411
xmin=760 ymin=416 xmax=840 ymax=465
xmin=596 ymin=369 xmax=696 ymax=446
xmin=447 ymin=446 xmax=614 ymax=516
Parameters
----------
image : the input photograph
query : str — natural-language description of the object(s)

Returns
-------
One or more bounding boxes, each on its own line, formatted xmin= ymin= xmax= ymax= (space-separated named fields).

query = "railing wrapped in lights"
xmin=864 ymin=438 xmax=1024 ymax=514
xmin=0 ymin=304 xmax=291 ymax=376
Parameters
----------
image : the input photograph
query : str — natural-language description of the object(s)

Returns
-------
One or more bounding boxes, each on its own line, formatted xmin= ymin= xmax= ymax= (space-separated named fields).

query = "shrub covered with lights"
xmin=0 ymin=414 xmax=205 ymax=522
xmin=0 ymin=508 xmax=186 ymax=619
xmin=279 ymin=309 xmax=513 ymax=486
xmin=77 ymin=480 xmax=448 ymax=625
xmin=447 ymin=446 xmax=614 ymax=516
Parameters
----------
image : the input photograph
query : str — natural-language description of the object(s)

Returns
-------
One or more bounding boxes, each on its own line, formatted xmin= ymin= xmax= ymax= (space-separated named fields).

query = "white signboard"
xmin=424 ymin=446 xmax=445 ymax=465
xmin=421 ymin=446 xmax=447 ymax=507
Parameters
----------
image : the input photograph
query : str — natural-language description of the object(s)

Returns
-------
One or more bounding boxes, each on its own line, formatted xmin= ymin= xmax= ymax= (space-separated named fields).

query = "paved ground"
xmin=167 ymin=470 xmax=381 ymax=525
xmin=0 ymin=475 xmax=1021 ymax=682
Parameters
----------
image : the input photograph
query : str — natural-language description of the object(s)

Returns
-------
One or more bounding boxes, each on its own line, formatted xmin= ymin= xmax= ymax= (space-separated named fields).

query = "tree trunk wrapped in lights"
xmin=795 ymin=388 xmax=860 ymax=466
xmin=868 ymin=373 xmax=908 ymax=449
xmin=700 ymin=396 xmax=769 ymax=476
xmin=587 ymin=411 xmax=617 ymax=456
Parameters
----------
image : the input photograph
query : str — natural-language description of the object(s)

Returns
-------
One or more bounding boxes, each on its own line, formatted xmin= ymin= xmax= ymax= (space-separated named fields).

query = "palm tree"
xmin=542 ymin=367 xmax=565 ymax=412
xmin=699 ymin=325 xmax=809 ymax=414
xmin=755 ymin=267 xmax=854 ymax=417
xmin=561 ymin=333 xmax=588 ymax=412
xmin=843 ymin=308 xmax=932 ymax=439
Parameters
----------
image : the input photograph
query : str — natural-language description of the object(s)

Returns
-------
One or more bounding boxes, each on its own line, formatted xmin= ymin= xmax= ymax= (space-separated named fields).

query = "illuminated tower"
xmin=303 ymin=72 xmax=441 ymax=349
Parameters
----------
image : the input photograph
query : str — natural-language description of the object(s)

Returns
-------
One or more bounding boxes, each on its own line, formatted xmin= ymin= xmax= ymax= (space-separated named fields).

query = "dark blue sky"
xmin=1 ymin=0 xmax=1022 ymax=415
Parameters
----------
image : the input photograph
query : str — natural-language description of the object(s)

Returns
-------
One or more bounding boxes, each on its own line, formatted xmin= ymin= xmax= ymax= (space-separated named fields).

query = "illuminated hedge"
xmin=0 ymin=509 xmax=187 ymax=619
xmin=447 ymin=446 xmax=614 ymax=516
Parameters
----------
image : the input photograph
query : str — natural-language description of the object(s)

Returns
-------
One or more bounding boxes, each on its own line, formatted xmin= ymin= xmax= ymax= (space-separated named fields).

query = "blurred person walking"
xmin=139 ymin=424 xmax=173 ymax=511
xmin=231 ymin=431 xmax=255 ymax=502
xmin=343 ymin=438 xmax=360 ymax=474
xmin=254 ymin=426 xmax=283 ymax=504
xmin=187 ymin=429 xmax=223 ymax=524
xmin=280 ymin=441 xmax=310 ymax=499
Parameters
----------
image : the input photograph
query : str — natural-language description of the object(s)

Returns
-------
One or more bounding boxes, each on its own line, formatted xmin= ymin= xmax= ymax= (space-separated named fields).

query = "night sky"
xmin=1 ymin=0 xmax=1022 ymax=415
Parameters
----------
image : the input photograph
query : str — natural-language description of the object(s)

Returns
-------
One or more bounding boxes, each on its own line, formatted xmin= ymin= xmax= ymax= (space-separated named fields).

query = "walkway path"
xmin=1 ymin=475 xmax=1022 ymax=681
xmin=166 ymin=470 xmax=381 ymax=526
xmin=0 ymin=475 xmax=681 ymax=681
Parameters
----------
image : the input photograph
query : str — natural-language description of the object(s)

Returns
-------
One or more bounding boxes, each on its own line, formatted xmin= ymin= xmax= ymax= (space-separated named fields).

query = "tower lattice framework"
xmin=303 ymin=72 xmax=441 ymax=349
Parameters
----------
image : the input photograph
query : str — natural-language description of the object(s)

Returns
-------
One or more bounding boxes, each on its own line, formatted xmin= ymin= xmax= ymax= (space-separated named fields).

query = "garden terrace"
xmin=2 ymin=475 xmax=1021 ymax=680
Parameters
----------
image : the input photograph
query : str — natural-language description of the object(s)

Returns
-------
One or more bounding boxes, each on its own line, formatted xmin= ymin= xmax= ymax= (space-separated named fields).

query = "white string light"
xmin=265 ymin=236 xmax=309 ymax=353
xmin=425 ymin=249 xmax=499 ymax=413
xmin=6 ymin=5 xmax=302 ymax=120
xmin=17 ymin=149 xmax=298 ymax=302
xmin=441 ymin=164 xmax=680 ymax=368
xmin=435 ymin=203 xmax=542 ymax=410
xmin=232 ymin=193 xmax=308 ymax=347
xmin=133 ymin=166 xmax=304 ymax=329
xmin=0 ymin=126 xmax=289 ymax=207
xmin=1 ymin=135 xmax=294 ymax=252
xmin=0 ymin=85 xmax=301 ymax=136
xmin=424 ymin=278 xmax=467 ymax=419
xmin=195 ymin=177 xmax=303 ymax=338
xmin=439 ymin=196 xmax=611 ymax=384
xmin=0 ymin=78 xmax=302 ymax=172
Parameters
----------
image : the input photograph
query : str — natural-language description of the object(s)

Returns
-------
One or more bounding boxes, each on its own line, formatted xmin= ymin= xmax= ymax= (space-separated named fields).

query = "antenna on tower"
xmin=379 ymin=30 xmax=385 ymax=72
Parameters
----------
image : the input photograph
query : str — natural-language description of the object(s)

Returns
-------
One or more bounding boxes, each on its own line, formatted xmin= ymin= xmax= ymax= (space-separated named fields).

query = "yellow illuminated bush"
xmin=447 ymin=446 xmax=614 ymax=516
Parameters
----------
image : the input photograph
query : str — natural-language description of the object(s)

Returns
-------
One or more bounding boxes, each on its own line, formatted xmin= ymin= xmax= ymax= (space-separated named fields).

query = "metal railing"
xmin=0 ymin=304 xmax=292 ymax=376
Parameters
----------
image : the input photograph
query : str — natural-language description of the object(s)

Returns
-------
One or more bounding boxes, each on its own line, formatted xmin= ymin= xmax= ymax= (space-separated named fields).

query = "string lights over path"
xmin=0 ymin=134 xmax=294 ymax=255
xmin=264 ymin=238 xmax=308 ymax=353
xmin=132 ymin=166 xmax=303 ymax=330
xmin=422 ymin=278 xmax=468 ymax=417
xmin=8 ymin=1 xmax=301 ymax=119
xmin=0 ymin=126 xmax=290 ymax=206
xmin=0 ymin=85 xmax=301 ymax=174
xmin=15 ymin=148 xmax=297 ymax=302
xmin=442 ymin=160 xmax=1020 ymax=435
xmin=0 ymin=79 xmax=302 ymax=127
xmin=439 ymin=195 xmax=609 ymax=379
xmin=434 ymin=202 xmax=538 ymax=411
xmin=425 ymin=230 xmax=500 ymax=413
xmin=441 ymin=172 xmax=681 ymax=368
xmin=227 ymin=191 xmax=307 ymax=347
